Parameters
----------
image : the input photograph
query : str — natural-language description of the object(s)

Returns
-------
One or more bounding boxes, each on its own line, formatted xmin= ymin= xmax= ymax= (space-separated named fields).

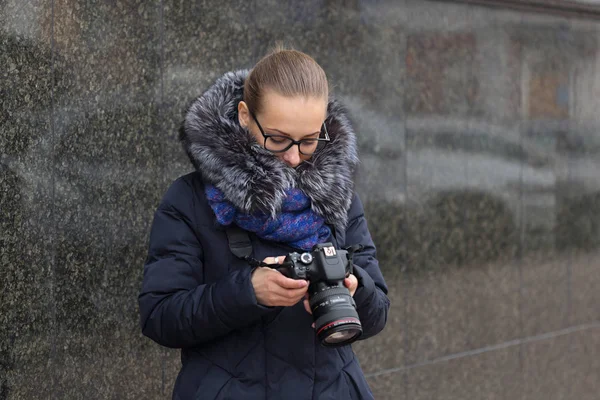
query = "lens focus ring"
xmin=309 ymin=287 xmax=351 ymax=309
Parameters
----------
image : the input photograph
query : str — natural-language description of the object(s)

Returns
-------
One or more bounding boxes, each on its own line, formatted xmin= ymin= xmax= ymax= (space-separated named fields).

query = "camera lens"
xmin=323 ymin=328 xmax=362 ymax=345
xmin=309 ymin=287 xmax=362 ymax=347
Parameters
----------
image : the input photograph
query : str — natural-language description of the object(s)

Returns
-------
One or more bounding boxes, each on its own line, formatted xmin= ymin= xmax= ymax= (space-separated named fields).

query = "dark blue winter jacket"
xmin=138 ymin=70 xmax=390 ymax=400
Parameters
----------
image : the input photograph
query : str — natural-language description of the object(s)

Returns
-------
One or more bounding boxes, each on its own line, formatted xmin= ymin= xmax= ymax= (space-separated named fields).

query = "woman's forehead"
xmin=259 ymin=91 xmax=327 ymax=133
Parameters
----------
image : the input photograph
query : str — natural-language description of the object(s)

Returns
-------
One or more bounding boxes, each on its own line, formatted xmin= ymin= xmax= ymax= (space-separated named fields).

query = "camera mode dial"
xmin=300 ymin=253 xmax=313 ymax=265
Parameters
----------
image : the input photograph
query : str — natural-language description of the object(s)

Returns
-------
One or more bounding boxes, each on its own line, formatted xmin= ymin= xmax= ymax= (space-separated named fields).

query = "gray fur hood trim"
xmin=179 ymin=70 xmax=359 ymax=229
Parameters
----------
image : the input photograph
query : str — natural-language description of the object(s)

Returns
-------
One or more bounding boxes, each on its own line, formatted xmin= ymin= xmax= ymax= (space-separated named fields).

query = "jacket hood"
xmin=179 ymin=70 xmax=359 ymax=229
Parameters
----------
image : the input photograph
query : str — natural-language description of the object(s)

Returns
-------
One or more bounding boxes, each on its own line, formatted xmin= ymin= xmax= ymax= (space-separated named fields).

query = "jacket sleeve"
xmin=344 ymin=193 xmax=391 ymax=340
xmin=138 ymin=178 xmax=273 ymax=349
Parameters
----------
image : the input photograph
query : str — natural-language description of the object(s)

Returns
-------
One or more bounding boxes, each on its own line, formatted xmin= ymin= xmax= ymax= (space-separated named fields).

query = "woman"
xmin=139 ymin=48 xmax=390 ymax=400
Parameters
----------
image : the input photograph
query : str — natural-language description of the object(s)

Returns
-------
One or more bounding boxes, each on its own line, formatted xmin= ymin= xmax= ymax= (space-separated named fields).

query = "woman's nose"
xmin=282 ymin=145 xmax=301 ymax=167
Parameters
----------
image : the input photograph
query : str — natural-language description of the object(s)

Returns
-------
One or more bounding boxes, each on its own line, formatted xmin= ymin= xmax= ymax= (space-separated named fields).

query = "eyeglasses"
xmin=251 ymin=112 xmax=330 ymax=156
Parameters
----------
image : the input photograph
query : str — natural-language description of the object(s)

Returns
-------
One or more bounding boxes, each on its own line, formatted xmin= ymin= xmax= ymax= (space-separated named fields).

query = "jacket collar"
xmin=179 ymin=70 xmax=359 ymax=229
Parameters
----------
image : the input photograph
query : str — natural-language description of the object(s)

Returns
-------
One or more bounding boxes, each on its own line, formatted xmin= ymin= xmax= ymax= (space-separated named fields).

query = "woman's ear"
xmin=238 ymin=101 xmax=250 ymax=128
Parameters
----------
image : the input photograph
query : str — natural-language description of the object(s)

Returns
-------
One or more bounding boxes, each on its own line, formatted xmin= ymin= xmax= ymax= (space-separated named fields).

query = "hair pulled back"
xmin=244 ymin=47 xmax=329 ymax=114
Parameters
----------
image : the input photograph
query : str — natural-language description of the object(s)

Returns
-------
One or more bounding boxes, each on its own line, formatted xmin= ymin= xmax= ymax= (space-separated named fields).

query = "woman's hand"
xmin=344 ymin=274 xmax=358 ymax=297
xmin=251 ymin=256 xmax=308 ymax=307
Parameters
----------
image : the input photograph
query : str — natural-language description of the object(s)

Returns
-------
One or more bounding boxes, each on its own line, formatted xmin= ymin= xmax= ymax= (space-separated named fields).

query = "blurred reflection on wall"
xmin=357 ymin=17 xmax=600 ymax=278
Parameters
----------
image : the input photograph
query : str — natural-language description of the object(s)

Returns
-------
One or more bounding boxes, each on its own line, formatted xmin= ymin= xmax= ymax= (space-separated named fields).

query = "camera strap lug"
xmin=344 ymin=244 xmax=364 ymax=276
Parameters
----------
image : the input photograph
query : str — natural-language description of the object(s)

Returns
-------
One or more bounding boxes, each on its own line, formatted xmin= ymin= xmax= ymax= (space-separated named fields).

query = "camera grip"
xmin=270 ymin=261 xmax=295 ymax=278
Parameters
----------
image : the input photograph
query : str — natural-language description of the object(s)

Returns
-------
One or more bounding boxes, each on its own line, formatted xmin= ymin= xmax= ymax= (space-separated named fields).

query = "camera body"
xmin=275 ymin=242 xmax=363 ymax=347
xmin=278 ymin=243 xmax=351 ymax=283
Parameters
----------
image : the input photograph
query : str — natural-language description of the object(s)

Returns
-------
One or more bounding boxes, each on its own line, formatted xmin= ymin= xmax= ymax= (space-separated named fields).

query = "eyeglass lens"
xmin=265 ymin=136 xmax=320 ymax=155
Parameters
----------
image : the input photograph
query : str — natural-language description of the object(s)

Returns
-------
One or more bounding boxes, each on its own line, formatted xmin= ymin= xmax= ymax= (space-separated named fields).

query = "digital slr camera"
xmin=271 ymin=242 xmax=364 ymax=347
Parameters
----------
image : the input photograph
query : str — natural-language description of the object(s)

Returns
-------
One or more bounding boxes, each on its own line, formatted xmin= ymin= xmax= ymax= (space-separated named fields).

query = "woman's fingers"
xmin=263 ymin=256 xmax=287 ymax=265
xmin=303 ymin=297 xmax=312 ymax=314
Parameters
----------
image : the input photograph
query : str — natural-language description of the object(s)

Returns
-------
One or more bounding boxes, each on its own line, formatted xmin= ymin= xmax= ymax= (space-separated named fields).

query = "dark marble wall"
xmin=2 ymin=0 xmax=599 ymax=399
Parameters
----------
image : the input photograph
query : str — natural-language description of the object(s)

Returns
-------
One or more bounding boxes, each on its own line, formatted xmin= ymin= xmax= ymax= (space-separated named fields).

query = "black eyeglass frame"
xmin=250 ymin=112 xmax=330 ymax=155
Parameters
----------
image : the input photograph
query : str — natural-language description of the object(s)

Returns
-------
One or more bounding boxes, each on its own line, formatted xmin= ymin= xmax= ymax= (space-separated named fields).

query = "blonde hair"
xmin=244 ymin=46 xmax=329 ymax=114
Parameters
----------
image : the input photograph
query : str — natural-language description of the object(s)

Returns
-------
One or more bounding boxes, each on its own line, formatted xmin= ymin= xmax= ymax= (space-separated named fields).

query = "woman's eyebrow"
xmin=267 ymin=128 xmax=321 ymax=137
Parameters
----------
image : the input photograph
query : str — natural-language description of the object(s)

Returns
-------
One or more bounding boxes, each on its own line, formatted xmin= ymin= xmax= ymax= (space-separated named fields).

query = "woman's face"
xmin=238 ymin=90 xmax=328 ymax=168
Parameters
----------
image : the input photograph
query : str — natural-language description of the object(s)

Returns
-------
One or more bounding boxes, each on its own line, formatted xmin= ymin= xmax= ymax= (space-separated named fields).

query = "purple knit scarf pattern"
xmin=205 ymin=185 xmax=331 ymax=251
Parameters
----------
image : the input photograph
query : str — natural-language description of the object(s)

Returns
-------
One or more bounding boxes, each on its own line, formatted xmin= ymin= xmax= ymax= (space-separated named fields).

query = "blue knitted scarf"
xmin=205 ymin=185 xmax=331 ymax=251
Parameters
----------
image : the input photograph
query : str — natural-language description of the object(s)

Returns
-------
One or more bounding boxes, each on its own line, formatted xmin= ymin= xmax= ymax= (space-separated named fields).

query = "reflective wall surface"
xmin=2 ymin=0 xmax=599 ymax=398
